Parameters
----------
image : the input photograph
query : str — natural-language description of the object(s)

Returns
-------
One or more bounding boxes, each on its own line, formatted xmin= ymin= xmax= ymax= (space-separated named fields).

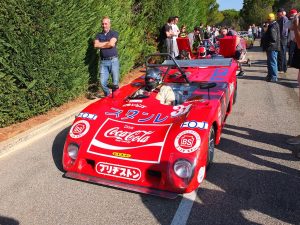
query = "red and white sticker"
xmin=69 ymin=120 xmax=90 ymax=139
xmin=197 ymin=166 xmax=206 ymax=183
xmin=174 ymin=130 xmax=201 ymax=153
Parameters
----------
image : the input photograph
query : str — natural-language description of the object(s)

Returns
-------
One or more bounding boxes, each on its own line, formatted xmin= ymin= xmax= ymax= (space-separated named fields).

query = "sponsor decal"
xmin=229 ymin=82 xmax=234 ymax=97
xmin=77 ymin=112 xmax=98 ymax=120
xmin=69 ymin=120 xmax=90 ymax=139
xmin=112 ymin=152 xmax=131 ymax=158
xmin=174 ymin=130 xmax=201 ymax=153
xmin=181 ymin=120 xmax=208 ymax=130
xmin=171 ymin=104 xmax=192 ymax=117
xmin=210 ymin=68 xmax=229 ymax=81
xmin=104 ymin=127 xmax=154 ymax=143
xmin=129 ymin=100 xmax=143 ymax=103
xmin=105 ymin=108 xmax=168 ymax=123
xmin=218 ymin=107 xmax=222 ymax=124
xmin=87 ymin=118 xmax=172 ymax=163
xmin=96 ymin=162 xmax=141 ymax=181
xmin=123 ymin=103 xmax=147 ymax=108
xmin=197 ymin=166 xmax=206 ymax=183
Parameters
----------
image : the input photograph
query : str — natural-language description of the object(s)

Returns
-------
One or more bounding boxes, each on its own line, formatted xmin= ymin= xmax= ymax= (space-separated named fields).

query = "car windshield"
xmin=145 ymin=54 xmax=232 ymax=84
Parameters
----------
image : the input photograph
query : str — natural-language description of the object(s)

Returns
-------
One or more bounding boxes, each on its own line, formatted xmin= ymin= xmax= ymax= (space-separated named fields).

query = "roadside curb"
xmin=0 ymin=99 xmax=97 ymax=157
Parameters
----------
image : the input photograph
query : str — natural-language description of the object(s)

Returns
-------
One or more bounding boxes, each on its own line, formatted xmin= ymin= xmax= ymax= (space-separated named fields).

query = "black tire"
xmin=233 ymin=82 xmax=237 ymax=105
xmin=237 ymin=71 xmax=245 ymax=77
xmin=247 ymin=59 xmax=251 ymax=67
xmin=206 ymin=127 xmax=215 ymax=169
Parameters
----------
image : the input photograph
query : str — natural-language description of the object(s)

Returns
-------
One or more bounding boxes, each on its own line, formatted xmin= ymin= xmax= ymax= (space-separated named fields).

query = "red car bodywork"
xmin=63 ymin=57 xmax=238 ymax=199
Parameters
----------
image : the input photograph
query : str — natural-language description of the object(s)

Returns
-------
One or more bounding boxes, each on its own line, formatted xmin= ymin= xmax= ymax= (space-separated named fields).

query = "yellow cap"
xmin=268 ymin=13 xmax=275 ymax=20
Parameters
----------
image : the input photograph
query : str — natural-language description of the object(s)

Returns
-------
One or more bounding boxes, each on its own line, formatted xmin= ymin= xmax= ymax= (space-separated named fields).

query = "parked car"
xmin=62 ymin=54 xmax=238 ymax=198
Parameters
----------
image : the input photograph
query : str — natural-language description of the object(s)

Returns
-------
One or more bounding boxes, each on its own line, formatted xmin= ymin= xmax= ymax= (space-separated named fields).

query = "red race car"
xmin=62 ymin=54 xmax=238 ymax=199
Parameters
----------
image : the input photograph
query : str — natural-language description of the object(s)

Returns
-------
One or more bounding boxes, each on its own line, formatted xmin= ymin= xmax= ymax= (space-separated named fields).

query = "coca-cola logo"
xmin=104 ymin=127 xmax=154 ymax=143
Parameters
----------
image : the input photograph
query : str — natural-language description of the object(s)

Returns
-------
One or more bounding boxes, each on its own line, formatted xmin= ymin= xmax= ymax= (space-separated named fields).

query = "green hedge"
xmin=0 ymin=0 xmax=215 ymax=127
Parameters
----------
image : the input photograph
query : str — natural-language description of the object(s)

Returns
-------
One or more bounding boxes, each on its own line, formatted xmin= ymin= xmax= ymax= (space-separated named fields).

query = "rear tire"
xmin=233 ymin=82 xmax=237 ymax=105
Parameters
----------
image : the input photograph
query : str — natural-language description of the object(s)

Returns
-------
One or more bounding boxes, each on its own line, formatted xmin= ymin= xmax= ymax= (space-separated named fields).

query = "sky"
xmin=217 ymin=0 xmax=243 ymax=11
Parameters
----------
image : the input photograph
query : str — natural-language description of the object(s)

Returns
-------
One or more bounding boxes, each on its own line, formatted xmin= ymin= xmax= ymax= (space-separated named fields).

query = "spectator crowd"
xmin=158 ymin=8 xmax=300 ymax=155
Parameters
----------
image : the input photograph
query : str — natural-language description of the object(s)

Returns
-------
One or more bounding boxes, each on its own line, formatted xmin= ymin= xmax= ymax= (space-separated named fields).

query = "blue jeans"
xmin=267 ymin=50 xmax=278 ymax=80
xmin=100 ymin=57 xmax=120 ymax=96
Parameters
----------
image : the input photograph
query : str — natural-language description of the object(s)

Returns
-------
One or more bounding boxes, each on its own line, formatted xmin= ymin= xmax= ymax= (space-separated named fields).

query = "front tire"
xmin=206 ymin=127 xmax=215 ymax=168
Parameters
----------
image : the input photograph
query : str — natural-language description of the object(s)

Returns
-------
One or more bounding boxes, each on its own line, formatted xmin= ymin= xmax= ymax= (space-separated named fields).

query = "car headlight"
xmin=67 ymin=143 xmax=79 ymax=160
xmin=173 ymin=159 xmax=192 ymax=179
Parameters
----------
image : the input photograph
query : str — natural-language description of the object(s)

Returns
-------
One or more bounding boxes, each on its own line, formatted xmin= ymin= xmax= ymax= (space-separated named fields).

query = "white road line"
xmin=170 ymin=190 xmax=198 ymax=225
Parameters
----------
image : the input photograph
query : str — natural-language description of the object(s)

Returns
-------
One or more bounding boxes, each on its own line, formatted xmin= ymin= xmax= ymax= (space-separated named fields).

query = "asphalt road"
xmin=0 ymin=42 xmax=300 ymax=225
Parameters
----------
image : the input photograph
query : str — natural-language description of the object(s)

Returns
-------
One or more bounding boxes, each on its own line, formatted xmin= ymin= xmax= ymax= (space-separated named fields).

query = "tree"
xmin=241 ymin=0 xmax=275 ymax=28
xmin=218 ymin=9 xmax=240 ymax=29
xmin=273 ymin=0 xmax=300 ymax=12
xmin=206 ymin=1 xmax=224 ymax=25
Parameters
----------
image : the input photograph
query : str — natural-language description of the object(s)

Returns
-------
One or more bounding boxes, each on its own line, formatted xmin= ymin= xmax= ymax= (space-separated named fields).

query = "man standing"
xmin=262 ymin=13 xmax=280 ymax=82
xmin=287 ymin=9 xmax=298 ymax=66
xmin=164 ymin=17 xmax=175 ymax=57
xmin=94 ymin=16 xmax=119 ymax=97
xmin=277 ymin=8 xmax=289 ymax=73
xmin=188 ymin=26 xmax=201 ymax=51
xmin=172 ymin=16 xmax=180 ymax=58
xmin=252 ymin=24 xmax=258 ymax=40
xmin=287 ymin=12 xmax=300 ymax=149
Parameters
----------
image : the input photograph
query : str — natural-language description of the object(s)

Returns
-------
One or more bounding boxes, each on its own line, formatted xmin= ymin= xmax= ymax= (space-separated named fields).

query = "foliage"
xmin=218 ymin=9 xmax=240 ymax=29
xmin=206 ymin=1 xmax=225 ymax=25
xmin=240 ymin=0 xmax=275 ymax=27
xmin=273 ymin=0 xmax=300 ymax=12
xmin=0 ymin=0 xmax=218 ymax=127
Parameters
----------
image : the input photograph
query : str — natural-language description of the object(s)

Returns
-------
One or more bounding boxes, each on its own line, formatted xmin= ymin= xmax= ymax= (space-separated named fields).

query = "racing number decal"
xmin=171 ymin=104 xmax=192 ymax=117
xmin=210 ymin=68 xmax=229 ymax=81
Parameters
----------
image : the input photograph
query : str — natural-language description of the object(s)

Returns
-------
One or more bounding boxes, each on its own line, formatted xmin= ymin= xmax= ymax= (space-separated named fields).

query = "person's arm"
xmin=269 ymin=24 xmax=278 ymax=43
xmin=166 ymin=29 xmax=174 ymax=38
xmin=94 ymin=37 xmax=117 ymax=49
xmin=293 ymin=13 xmax=300 ymax=48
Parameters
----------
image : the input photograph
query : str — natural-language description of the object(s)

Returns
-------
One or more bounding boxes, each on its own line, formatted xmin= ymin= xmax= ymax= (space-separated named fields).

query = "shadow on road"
xmin=51 ymin=126 xmax=70 ymax=172
xmin=140 ymin=124 xmax=299 ymax=224
xmin=0 ymin=215 xmax=19 ymax=225
xmin=188 ymin=162 xmax=300 ymax=225
xmin=140 ymin=160 xmax=299 ymax=225
xmin=224 ymin=124 xmax=296 ymax=152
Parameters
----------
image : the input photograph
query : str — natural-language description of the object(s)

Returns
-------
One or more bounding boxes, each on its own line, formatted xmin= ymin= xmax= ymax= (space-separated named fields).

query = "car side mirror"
xmin=199 ymin=82 xmax=217 ymax=89
xmin=198 ymin=82 xmax=217 ymax=100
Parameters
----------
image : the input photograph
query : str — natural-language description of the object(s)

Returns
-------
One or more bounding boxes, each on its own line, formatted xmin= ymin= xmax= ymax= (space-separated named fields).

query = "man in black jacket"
xmin=262 ymin=13 xmax=281 ymax=82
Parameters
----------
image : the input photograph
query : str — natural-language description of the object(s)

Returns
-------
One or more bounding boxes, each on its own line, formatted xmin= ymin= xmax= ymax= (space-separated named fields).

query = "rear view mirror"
xmin=199 ymin=82 xmax=217 ymax=89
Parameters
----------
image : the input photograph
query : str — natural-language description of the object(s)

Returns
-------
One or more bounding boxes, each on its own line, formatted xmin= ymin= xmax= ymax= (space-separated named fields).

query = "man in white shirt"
xmin=172 ymin=16 xmax=180 ymax=58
